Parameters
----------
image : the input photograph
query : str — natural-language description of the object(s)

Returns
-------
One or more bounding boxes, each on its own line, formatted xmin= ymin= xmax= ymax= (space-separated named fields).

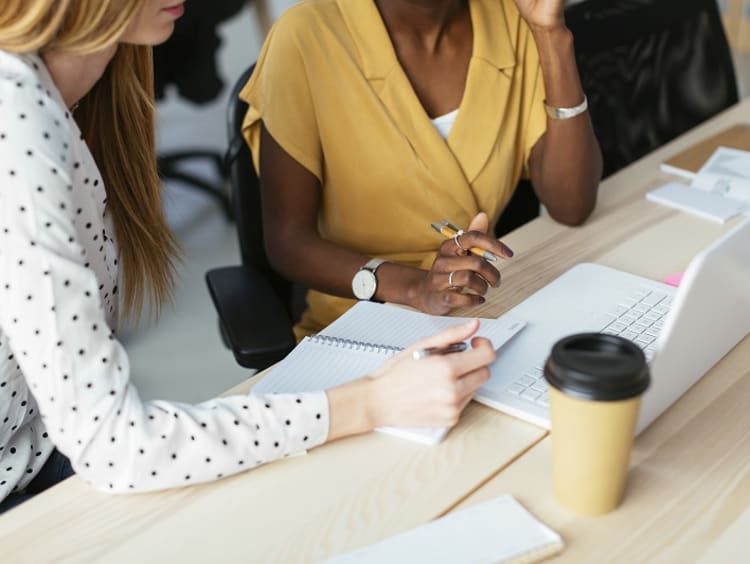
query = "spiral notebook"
xmin=322 ymin=495 xmax=564 ymax=564
xmin=252 ymin=302 xmax=526 ymax=444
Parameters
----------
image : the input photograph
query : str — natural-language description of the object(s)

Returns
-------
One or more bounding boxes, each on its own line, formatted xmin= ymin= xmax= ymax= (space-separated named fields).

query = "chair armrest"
xmin=205 ymin=265 xmax=296 ymax=370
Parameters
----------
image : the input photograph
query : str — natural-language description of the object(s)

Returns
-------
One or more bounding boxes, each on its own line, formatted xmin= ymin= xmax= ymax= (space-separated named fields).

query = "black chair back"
xmin=224 ymin=65 xmax=303 ymax=322
xmin=566 ymin=0 xmax=738 ymax=178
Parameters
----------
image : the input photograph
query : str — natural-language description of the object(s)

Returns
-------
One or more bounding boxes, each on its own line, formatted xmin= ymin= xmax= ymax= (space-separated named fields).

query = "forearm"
xmin=529 ymin=26 xmax=602 ymax=225
xmin=268 ymin=234 xmax=428 ymax=309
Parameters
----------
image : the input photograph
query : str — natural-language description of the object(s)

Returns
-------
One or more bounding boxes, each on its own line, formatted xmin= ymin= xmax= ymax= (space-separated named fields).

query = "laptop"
xmin=476 ymin=219 xmax=750 ymax=434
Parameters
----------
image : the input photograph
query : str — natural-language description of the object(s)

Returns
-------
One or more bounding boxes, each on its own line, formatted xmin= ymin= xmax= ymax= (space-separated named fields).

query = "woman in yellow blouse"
xmin=242 ymin=0 xmax=602 ymax=338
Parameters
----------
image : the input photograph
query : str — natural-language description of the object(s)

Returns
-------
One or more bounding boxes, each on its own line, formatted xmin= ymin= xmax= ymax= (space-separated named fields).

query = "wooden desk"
xmin=454 ymin=100 xmax=750 ymax=562
xmin=1 ymin=100 xmax=748 ymax=563
xmin=456 ymin=333 xmax=750 ymax=563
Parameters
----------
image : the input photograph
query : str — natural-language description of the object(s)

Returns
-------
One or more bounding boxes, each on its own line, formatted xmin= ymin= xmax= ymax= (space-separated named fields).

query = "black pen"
xmin=412 ymin=342 xmax=468 ymax=360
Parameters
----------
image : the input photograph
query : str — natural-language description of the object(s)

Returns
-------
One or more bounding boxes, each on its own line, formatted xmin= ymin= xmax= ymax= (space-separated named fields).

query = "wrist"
xmin=528 ymin=23 xmax=571 ymax=41
xmin=326 ymin=378 xmax=378 ymax=441
xmin=376 ymin=262 xmax=429 ymax=311
xmin=363 ymin=376 xmax=386 ymax=428
xmin=403 ymin=268 xmax=429 ymax=311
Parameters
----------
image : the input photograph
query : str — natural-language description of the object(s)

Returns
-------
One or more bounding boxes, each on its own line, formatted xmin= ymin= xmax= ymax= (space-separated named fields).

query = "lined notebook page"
xmin=322 ymin=495 xmax=564 ymax=564
xmin=252 ymin=303 xmax=525 ymax=444
xmin=319 ymin=302 xmax=526 ymax=350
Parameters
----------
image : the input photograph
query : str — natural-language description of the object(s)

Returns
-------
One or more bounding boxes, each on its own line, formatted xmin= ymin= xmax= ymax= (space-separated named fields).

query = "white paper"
xmin=648 ymin=146 xmax=750 ymax=222
xmin=691 ymin=146 xmax=750 ymax=204
xmin=322 ymin=495 xmax=563 ymax=564
xmin=646 ymin=182 xmax=747 ymax=223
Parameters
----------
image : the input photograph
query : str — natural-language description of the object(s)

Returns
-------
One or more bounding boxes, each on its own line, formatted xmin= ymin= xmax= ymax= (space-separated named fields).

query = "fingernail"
xmin=504 ymin=246 xmax=514 ymax=258
xmin=478 ymin=296 xmax=485 ymax=304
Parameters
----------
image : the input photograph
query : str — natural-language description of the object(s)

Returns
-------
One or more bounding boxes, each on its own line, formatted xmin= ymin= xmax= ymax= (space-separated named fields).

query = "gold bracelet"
xmin=544 ymin=95 xmax=588 ymax=120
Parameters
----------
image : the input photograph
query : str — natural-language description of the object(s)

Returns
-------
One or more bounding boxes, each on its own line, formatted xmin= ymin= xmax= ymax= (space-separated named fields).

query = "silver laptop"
xmin=476 ymin=219 xmax=750 ymax=434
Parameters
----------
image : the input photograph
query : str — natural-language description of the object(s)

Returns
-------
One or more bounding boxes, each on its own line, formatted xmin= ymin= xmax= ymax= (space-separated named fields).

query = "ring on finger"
xmin=453 ymin=232 xmax=468 ymax=254
xmin=448 ymin=270 xmax=459 ymax=290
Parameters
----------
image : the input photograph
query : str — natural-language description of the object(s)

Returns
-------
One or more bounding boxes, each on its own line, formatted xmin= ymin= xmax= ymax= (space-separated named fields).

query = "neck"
xmin=41 ymin=45 xmax=118 ymax=110
xmin=376 ymin=0 xmax=466 ymax=51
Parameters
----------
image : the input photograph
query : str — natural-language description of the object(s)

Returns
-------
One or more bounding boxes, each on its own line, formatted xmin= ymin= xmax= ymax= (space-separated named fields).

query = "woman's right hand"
xmin=366 ymin=319 xmax=496 ymax=429
xmin=415 ymin=212 xmax=514 ymax=315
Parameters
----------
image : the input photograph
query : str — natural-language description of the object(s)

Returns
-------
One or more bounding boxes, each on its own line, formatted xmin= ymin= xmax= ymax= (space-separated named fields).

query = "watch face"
xmin=352 ymin=269 xmax=377 ymax=300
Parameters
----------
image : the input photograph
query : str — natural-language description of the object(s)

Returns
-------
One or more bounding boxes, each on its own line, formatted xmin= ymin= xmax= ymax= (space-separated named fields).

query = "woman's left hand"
xmin=513 ymin=0 xmax=565 ymax=30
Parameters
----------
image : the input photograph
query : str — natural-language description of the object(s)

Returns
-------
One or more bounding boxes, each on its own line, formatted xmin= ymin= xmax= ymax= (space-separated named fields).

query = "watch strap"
xmin=361 ymin=257 xmax=388 ymax=272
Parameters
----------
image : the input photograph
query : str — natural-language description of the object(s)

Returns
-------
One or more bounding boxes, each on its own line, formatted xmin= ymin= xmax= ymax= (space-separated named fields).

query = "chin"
xmin=153 ymin=24 xmax=177 ymax=45
xmin=134 ymin=23 xmax=176 ymax=46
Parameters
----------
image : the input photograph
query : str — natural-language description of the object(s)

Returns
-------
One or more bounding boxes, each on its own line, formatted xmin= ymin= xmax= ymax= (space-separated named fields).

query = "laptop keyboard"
xmin=506 ymin=286 xmax=672 ymax=407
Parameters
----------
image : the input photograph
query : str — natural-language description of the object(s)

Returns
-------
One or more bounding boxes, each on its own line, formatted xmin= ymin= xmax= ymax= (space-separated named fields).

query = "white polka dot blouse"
xmin=0 ymin=51 xmax=329 ymax=501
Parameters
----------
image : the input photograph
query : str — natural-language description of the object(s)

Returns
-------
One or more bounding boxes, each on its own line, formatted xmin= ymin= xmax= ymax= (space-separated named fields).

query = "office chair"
xmin=495 ymin=0 xmax=739 ymax=237
xmin=566 ymin=0 xmax=738 ymax=178
xmin=153 ymin=0 xmax=249 ymax=222
xmin=205 ymin=65 xmax=301 ymax=370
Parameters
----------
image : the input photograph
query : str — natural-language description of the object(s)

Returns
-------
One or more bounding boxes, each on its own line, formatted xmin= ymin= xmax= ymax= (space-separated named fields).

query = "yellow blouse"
xmin=241 ymin=0 xmax=547 ymax=338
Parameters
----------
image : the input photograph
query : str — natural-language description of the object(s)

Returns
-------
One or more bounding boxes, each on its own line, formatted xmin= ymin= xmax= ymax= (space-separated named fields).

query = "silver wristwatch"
xmin=351 ymin=258 xmax=388 ymax=301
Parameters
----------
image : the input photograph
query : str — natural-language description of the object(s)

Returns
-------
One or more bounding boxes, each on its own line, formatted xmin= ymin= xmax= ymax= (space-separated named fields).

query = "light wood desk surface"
xmin=1 ymin=100 xmax=749 ymax=563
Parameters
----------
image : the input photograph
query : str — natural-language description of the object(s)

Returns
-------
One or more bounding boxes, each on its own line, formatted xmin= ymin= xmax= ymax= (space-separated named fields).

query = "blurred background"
xmin=126 ymin=0 xmax=750 ymax=403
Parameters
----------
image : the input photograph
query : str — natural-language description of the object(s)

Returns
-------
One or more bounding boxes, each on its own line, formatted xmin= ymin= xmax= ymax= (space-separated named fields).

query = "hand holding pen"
xmin=416 ymin=212 xmax=514 ymax=315
xmin=431 ymin=221 xmax=500 ymax=262
xmin=367 ymin=320 xmax=495 ymax=429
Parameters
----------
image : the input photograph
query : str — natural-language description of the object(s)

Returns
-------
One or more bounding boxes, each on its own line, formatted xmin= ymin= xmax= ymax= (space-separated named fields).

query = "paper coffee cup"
xmin=544 ymin=333 xmax=650 ymax=516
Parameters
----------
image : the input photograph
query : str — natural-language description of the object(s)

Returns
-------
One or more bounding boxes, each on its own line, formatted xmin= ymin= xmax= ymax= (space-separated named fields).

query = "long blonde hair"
xmin=0 ymin=0 xmax=178 ymax=320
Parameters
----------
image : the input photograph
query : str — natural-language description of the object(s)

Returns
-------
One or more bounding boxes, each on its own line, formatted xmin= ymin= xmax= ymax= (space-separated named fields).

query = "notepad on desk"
xmin=646 ymin=182 xmax=747 ymax=223
xmin=660 ymin=124 xmax=750 ymax=179
xmin=252 ymin=301 xmax=526 ymax=445
xmin=322 ymin=495 xmax=564 ymax=564
xmin=649 ymin=146 xmax=750 ymax=223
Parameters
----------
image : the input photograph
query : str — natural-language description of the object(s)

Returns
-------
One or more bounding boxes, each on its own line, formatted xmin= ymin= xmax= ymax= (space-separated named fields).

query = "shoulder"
xmin=266 ymin=0 xmax=347 ymax=52
xmin=273 ymin=0 xmax=343 ymax=31
xmin=0 ymin=51 xmax=73 ymax=152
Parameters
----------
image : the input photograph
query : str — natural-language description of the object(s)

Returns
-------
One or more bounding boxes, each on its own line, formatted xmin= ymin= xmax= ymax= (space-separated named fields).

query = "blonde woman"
xmin=0 ymin=0 xmax=496 ymax=512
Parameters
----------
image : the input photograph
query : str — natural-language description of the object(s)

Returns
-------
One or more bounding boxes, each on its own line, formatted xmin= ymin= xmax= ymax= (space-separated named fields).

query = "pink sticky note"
xmin=664 ymin=272 xmax=684 ymax=287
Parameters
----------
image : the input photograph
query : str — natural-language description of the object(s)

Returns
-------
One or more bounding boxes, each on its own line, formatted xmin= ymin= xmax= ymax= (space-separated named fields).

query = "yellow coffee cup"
xmin=544 ymin=333 xmax=650 ymax=516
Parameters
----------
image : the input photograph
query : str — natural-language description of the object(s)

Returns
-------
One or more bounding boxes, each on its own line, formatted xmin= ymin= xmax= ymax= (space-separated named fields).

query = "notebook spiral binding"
xmin=309 ymin=334 xmax=401 ymax=356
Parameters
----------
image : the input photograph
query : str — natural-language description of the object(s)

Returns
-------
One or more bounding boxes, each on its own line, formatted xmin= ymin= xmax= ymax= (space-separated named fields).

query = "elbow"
xmin=548 ymin=186 xmax=598 ymax=227
xmin=264 ymin=238 xmax=296 ymax=280
xmin=66 ymin=460 xmax=124 ymax=494
xmin=552 ymin=203 xmax=594 ymax=227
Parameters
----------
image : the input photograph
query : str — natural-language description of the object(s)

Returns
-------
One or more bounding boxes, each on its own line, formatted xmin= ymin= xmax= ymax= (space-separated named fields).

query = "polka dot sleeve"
xmin=0 ymin=53 xmax=330 ymax=494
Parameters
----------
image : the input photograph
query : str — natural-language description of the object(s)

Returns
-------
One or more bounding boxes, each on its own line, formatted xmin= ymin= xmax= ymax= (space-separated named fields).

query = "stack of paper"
xmin=649 ymin=146 xmax=750 ymax=223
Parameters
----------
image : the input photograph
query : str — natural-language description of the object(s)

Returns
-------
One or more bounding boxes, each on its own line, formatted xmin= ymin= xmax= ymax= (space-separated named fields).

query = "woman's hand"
xmin=415 ymin=212 xmax=513 ymax=315
xmin=513 ymin=0 xmax=565 ymax=30
xmin=366 ymin=319 xmax=496 ymax=429
xmin=326 ymin=320 xmax=496 ymax=441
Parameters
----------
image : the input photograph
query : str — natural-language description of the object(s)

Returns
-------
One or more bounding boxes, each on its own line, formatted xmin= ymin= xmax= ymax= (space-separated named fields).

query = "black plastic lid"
xmin=544 ymin=333 xmax=650 ymax=402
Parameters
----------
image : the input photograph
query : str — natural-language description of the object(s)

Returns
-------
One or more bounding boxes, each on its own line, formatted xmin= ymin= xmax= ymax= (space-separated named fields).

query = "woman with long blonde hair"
xmin=0 ymin=0 xmax=495 ymax=512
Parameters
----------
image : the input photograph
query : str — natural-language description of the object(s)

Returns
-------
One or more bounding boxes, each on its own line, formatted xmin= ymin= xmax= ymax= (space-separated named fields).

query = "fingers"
xmin=435 ymin=254 xmax=501 ymax=289
xmin=444 ymin=336 xmax=496 ymax=375
xmin=458 ymin=230 xmax=514 ymax=260
xmin=467 ymin=211 xmax=489 ymax=234
xmin=444 ymin=269 xmax=492 ymax=295
xmin=454 ymin=366 xmax=491 ymax=402
xmin=405 ymin=318 xmax=480 ymax=352
xmin=438 ymin=227 xmax=513 ymax=261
